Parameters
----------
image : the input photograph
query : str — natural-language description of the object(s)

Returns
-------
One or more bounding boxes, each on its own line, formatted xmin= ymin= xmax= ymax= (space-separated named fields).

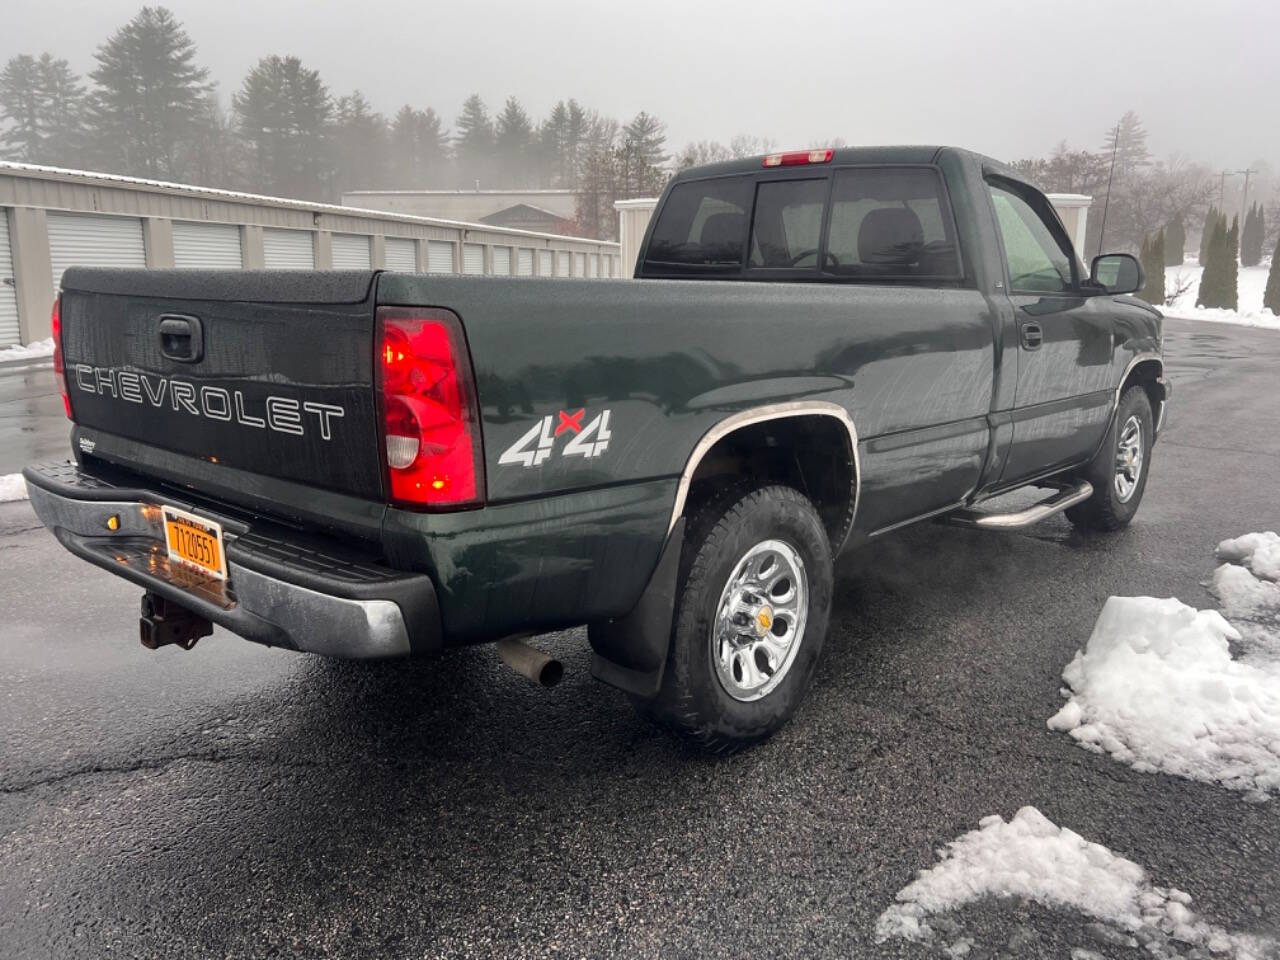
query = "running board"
xmin=944 ymin=481 xmax=1093 ymax=530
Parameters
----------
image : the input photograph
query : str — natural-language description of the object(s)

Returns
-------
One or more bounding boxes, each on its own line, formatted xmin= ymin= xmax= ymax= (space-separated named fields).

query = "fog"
xmin=5 ymin=0 xmax=1277 ymax=167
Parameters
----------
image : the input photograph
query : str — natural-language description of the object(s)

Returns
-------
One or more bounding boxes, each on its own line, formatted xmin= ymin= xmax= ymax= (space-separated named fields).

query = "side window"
xmin=749 ymin=178 xmax=827 ymax=269
xmin=824 ymin=167 xmax=962 ymax=281
xmin=987 ymin=181 xmax=1076 ymax=293
xmin=643 ymin=176 xmax=752 ymax=269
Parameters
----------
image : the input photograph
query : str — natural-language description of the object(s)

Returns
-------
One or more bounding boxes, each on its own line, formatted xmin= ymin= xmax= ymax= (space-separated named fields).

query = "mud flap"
xmin=589 ymin=518 xmax=684 ymax=698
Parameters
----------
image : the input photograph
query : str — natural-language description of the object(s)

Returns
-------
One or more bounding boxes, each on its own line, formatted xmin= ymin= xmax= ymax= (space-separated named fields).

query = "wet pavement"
xmin=1 ymin=318 xmax=1277 ymax=959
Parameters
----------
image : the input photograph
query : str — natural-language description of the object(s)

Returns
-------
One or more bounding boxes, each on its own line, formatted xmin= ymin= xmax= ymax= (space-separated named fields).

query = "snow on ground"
xmin=0 ymin=338 xmax=54 ymax=362
xmin=1047 ymin=535 xmax=1280 ymax=800
xmin=0 ymin=473 xmax=29 ymax=502
xmin=1162 ymin=262 xmax=1279 ymax=330
xmin=875 ymin=806 xmax=1273 ymax=958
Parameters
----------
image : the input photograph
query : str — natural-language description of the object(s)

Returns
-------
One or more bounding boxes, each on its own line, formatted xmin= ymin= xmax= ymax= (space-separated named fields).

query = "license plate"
xmin=162 ymin=506 xmax=227 ymax=580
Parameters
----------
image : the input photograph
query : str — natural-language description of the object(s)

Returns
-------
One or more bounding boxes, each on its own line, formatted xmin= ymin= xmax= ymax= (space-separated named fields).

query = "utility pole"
xmin=1238 ymin=167 xmax=1256 ymax=228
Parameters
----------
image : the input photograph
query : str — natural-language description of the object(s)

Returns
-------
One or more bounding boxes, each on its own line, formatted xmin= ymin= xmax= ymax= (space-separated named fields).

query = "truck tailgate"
xmin=60 ymin=269 xmax=383 ymax=501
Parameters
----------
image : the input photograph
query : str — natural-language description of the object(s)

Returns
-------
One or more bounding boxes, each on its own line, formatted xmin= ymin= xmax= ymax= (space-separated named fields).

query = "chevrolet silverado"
xmin=24 ymin=145 xmax=1170 ymax=751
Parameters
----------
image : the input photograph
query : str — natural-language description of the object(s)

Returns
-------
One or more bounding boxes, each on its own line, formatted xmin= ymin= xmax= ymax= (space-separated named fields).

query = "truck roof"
xmin=670 ymin=145 xmax=981 ymax=182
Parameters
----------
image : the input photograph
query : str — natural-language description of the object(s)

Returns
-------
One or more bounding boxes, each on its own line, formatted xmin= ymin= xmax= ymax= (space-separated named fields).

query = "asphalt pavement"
xmin=1 ymin=317 xmax=1277 ymax=959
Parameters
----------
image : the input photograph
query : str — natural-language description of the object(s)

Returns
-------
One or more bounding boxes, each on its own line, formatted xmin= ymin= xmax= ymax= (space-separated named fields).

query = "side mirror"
xmin=1090 ymin=253 xmax=1144 ymax=295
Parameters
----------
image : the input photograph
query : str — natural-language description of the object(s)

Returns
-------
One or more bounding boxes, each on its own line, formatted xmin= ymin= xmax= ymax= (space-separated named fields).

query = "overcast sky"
xmin=5 ymin=0 xmax=1278 ymax=169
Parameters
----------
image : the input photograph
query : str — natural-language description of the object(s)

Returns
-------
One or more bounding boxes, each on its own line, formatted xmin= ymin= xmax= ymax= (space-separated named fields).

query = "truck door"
xmin=985 ymin=177 xmax=1115 ymax=485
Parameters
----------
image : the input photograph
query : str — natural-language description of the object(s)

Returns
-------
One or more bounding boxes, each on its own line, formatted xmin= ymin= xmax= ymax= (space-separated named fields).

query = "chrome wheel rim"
xmin=1114 ymin=414 xmax=1143 ymax=503
xmin=711 ymin=539 xmax=809 ymax=702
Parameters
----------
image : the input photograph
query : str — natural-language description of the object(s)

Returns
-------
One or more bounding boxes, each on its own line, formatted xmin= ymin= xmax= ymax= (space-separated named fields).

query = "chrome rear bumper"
xmin=23 ymin=462 xmax=440 ymax=659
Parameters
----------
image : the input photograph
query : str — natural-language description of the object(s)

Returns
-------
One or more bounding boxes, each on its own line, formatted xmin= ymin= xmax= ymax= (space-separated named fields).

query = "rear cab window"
xmin=642 ymin=177 xmax=752 ymax=274
xmin=641 ymin=160 xmax=966 ymax=286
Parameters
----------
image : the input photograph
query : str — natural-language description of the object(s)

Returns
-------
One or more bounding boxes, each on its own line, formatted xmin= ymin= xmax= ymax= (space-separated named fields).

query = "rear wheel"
xmin=1066 ymin=384 xmax=1154 ymax=531
xmin=642 ymin=484 xmax=833 ymax=753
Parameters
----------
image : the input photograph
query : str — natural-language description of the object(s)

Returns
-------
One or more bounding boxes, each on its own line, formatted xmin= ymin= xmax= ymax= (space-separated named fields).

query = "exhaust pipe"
xmin=496 ymin=637 xmax=563 ymax=688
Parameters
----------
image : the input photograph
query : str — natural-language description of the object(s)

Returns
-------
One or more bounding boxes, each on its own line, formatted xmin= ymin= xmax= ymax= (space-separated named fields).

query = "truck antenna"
xmin=1096 ymin=122 xmax=1120 ymax=258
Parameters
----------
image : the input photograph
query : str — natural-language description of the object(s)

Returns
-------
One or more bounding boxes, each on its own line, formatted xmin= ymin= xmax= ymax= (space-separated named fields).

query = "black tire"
xmin=1066 ymin=384 xmax=1154 ymax=532
xmin=642 ymin=483 xmax=833 ymax=753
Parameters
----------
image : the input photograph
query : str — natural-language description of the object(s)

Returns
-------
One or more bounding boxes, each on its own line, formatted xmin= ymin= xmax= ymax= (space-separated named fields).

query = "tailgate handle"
xmin=159 ymin=315 xmax=203 ymax=362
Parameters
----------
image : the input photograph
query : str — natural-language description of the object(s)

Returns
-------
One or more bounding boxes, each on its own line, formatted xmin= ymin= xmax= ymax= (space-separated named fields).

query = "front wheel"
xmin=1066 ymin=384 xmax=1154 ymax=531
xmin=642 ymin=484 xmax=833 ymax=753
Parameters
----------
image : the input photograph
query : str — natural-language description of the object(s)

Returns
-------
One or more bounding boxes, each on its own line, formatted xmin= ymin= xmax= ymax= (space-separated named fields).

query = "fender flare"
xmin=590 ymin=401 xmax=861 ymax=698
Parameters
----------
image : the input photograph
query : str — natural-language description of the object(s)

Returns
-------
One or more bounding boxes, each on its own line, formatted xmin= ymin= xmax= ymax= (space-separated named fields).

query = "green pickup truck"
xmin=25 ymin=145 xmax=1169 ymax=750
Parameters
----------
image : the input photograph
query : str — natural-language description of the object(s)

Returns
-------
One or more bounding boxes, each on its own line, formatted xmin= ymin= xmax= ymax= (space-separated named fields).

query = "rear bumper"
xmin=22 ymin=461 xmax=441 ymax=659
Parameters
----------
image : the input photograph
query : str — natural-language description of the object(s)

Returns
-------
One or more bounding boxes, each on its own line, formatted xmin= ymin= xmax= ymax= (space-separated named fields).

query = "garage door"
xmin=427 ymin=241 xmax=454 ymax=274
xmin=0 ymin=211 xmax=19 ymax=347
xmin=555 ymin=252 xmax=570 ymax=277
xmin=492 ymin=246 xmax=512 ymax=275
xmin=332 ymin=234 xmax=371 ymax=269
xmin=517 ymin=249 xmax=534 ymax=276
xmin=462 ymin=243 xmax=485 ymax=275
xmin=384 ymin=237 xmax=416 ymax=272
xmin=47 ymin=212 xmax=146 ymax=290
xmin=538 ymin=250 xmax=553 ymax=276
xmin=263 ymin=229 xmax=314 ymax=269
xmin=172 ymin=221 xmax=242 ymax=268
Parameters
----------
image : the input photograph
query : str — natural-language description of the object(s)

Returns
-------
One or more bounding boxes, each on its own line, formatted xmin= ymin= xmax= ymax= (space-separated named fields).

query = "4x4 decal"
xmin=498 ymin=408 xmax=612 ymax=467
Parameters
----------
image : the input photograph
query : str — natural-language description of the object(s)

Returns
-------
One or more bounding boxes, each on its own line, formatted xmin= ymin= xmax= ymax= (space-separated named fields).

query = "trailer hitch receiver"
xmin=139 ymin=592 xmax=212 ymax=651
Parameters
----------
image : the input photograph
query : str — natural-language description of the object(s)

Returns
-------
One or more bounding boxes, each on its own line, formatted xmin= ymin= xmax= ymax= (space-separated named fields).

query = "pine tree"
xmin=1164 ymin=213 xmax=1185 ymax=267
xmin=494 ymin=96 xmax=533 ymax=187
xmin=1197 ymin=217 xmax=1227 ymax=308
xmin=331 ymin=91 xmax=388 ymax=195
xmin=1199 ymin=206 xmax=1220 ymax=266
xmin=1100 ymin=111 xmax=1149 ymax=179
xmin=0 ymin=53 xmax=86 ymax=165
xmin=389 ymin=106 xmax=448 ymax=187
xmin=87 ymin=6 xmax=211 ymax=178
xmin=233 ymin=55 xmax=332 ymax=200
xmin=453 ymin=94 xmax=494 ymax=187
xmin=1241 ymin=202 xmax=1264 ymax=267
xmin=1139 ymin=230 xmax=1165 ymax=305
xmin=1223 ymin=216 xmax=1239 ymax=311
xmin=0 ymin=55 xmax=44 ymax=160
xmin=1263 ymin=235 xmax=1280 ymax=316
xmin=35 ymin=54 xmax=86 ymax=166
xmin=620 ymin=111 xmax=668 ymax=196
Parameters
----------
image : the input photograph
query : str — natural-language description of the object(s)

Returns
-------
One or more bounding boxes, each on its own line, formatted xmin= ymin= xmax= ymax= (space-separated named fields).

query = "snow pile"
xmin=1162 ymin=264 xmax=1279 ymax=330
xmin=0 ymin=337 xmax=54 ymax=362
xmin=1218 ymin=531 xmax=1280 ymax=583
xmin=1047 ymin=596 xmax=1280 ymax=799
xmin=0 ymin=473 xmax=29 ymax=502
xmin=1047 ymin=531 xmax=1280 ymax=800
xmin=875 ymin=806 xmax=1271 ymax=958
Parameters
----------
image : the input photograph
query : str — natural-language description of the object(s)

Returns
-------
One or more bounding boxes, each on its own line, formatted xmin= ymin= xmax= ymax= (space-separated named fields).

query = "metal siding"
xmin=331 ymin=234 xmax=372 ymax=269
xmin=0 ymin=211 xmax=17 ymax=346
xmin=517 ymin=248 xmax=534 ymax=276
xmin=47 ymin=212 xmax=146 ymax=290
xmin=492 ymin=246 xmax=512 ymax=275
xmin=427 ymin=240 xmax=454 ymax=273
xmin=384 ymin=237 xmax=416 ymax=272
xmin=462 ymin=243 xmax=485 ymax=275
xmin=538 ymin=249 xmax=553 ymax=275
xmin=172 ymin=220 xmax=242 ymax=268
xmin=262 ymin=228 xmax=314 ymax=269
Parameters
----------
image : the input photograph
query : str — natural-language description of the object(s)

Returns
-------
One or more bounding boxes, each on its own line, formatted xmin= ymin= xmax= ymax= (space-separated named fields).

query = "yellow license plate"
xmin=162 ymin=506 xmax=227 ymax=580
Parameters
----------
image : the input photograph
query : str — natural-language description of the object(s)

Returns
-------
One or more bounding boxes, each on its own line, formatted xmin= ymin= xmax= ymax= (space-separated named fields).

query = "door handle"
xmin=159 ymin=315 xmax=203 ymax=362
xmin=1020 ymin=321 xmax=1043 ymax=351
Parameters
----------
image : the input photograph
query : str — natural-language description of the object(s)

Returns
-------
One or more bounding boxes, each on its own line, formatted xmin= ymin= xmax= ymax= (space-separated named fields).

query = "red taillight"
xmin=762 ymin=148 xmax=834 ymax=168
xmin=377 ymin=307 xmax=484 ymax=509
xmin=51 ymin=296 xmax=70 ymax=419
